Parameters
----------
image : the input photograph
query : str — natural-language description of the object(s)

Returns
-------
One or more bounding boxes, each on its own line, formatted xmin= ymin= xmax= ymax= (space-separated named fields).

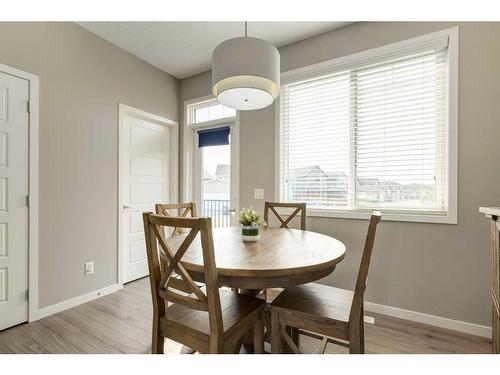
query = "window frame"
xmin=275 ymin=27 xmax=458 ymax=224
xmin=182 ymin=95 xmax=240 ymax=222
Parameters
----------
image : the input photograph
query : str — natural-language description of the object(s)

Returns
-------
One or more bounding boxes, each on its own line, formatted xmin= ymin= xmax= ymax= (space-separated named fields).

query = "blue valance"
xmin=198 ymin=126 xmax=230 ymax=148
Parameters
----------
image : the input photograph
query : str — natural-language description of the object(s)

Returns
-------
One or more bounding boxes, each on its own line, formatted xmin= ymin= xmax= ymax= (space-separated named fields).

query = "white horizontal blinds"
xmin=353 ymin=48 xmax=448 ymax=211
xmin=280 ymin=71 xmax=351 ymax=208
xmin=280 ymin=36 xmax=450 ymax=213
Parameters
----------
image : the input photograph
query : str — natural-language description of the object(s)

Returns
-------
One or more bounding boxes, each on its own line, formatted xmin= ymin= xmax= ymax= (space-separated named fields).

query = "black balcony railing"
xmin=202 ymin=199 xmax=231 ymax=228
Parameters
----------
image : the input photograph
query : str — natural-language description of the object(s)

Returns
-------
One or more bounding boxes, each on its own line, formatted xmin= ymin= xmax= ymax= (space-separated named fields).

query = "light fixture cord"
xmin=244 ymin=21 xmax=247 ymax=37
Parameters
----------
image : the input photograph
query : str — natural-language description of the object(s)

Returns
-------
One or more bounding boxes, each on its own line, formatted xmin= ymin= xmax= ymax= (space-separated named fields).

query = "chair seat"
xmin=270 ymin=211 xmax=381 ymax=354
xmin=160 ymin=288 xmax=265 ymax=352
xmin=271 ymin=283 xmax=354 ymax=323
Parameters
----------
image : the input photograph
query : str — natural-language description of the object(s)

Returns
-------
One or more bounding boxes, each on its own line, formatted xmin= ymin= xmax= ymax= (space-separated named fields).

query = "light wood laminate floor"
xmin=0 ymin=277 xmax=491 ymax=354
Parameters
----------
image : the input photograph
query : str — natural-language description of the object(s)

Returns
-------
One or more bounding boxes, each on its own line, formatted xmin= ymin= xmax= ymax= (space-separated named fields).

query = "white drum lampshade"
xmin=212 ymin=37 xmax=280 ymax=111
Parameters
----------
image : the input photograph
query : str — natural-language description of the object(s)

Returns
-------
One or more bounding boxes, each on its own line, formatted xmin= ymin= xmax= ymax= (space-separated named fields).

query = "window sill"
xmin=305 ymin=208 xmax=457 ymax=224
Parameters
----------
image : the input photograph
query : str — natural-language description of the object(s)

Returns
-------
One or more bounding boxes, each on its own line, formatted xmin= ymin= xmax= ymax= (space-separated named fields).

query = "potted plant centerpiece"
xmin=238 ymin=207 xmax=266 ymax=242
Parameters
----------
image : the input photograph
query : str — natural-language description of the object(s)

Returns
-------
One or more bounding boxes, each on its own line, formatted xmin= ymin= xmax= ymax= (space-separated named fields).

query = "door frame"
xmin=182 ymin=95 xmax=240 ymax=222
xmin=0 ymin=63 xmax=39 ymax=322
xmin=117 ymin=103 xmax=178 ymax=286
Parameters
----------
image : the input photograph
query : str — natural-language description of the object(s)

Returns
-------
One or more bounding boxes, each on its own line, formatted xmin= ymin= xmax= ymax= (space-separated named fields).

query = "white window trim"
xmin=275 ymin=27 xmax=458 ymax=224
xmin=182 ymin=96 xmax=240 ymax=219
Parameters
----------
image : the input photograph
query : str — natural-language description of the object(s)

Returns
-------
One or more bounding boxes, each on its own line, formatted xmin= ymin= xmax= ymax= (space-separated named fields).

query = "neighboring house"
xmin=288 ymin=165 xmax=348 ymax=207
xmin=325 ymin=171 xmax=349 ymax=205
xmin=400 ymin=183 xmax=436 ymax=204
xmin=203 ymin=167 xmax=230 ymax=200
xmin=379 ymin=180 xmax=402 ymax=203
xmin=356 ymin=177 xmax=381 ymax=203
xmin=287 ymin=166 xmax=427 ymax=206
xmin=204 ymin=170 xmax=216 ymax=182
xmin=215 ymin=164 xmax=230 ymax=182
xmin=288 ymin=165 xmax=328 ymax=204
xmin=204 ymin=178 xmax=230 ymax=200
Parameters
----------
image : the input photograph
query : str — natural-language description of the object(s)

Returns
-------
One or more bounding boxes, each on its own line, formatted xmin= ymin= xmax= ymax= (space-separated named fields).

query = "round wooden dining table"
xmin=167 ymin=226 xmax=346 ymax=290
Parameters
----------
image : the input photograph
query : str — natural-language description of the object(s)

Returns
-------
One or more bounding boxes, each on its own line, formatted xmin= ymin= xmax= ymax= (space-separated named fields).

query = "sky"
xmin=202 ymin=144 xmax=230 ymax=176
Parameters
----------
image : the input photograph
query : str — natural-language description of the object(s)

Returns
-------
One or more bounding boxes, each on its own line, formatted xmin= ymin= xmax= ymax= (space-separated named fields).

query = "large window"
xmin=278 ymin=29 xmax=457 ymax=223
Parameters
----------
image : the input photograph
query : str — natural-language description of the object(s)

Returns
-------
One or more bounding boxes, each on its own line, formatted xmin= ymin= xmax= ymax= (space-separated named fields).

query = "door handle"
xmin=123 ymin=205 xmax=134 ymax=210
xmin=228 ymin=209 xmax=236 ymax=212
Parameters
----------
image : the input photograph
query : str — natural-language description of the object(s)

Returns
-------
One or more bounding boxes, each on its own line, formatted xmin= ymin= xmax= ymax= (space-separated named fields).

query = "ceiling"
xmin=77 ymin=22 xmax=351 ymax=79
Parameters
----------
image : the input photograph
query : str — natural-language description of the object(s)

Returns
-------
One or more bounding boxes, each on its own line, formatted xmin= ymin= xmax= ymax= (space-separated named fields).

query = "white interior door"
xmin=122 ymin=114 xmax=171 ymax=283
xmin=0 ymin=72 xmax=29 ymax=330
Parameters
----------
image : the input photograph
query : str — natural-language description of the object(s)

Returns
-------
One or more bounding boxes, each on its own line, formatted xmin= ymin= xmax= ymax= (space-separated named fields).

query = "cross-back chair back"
xmin=264 ymin=202 xmax=307 ymax=230
xmin=349 ymin=210 xmax=382 ymax=323
xmin=142 ymin=213 xmax=224 ymax=347
xmin=155 ymin=202 xmax=197 ymax=236
xmin=270 ymin=210 xmax=382 ymax=354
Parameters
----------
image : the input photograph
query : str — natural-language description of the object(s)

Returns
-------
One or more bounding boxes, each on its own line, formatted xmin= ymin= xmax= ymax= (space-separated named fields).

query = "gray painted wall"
xmin=179 ymin=22 xmax=500 ymax=326
xmin=0 ymin=22 xmax=179 ymax=308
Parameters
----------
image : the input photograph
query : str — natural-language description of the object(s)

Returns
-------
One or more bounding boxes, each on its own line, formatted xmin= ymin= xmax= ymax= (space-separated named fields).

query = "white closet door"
xmin=0 ymin=72 xmax=29 ymax=330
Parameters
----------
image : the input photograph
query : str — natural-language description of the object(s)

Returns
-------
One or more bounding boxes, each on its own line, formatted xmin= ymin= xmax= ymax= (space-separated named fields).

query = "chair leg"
xmin=254 ymin=314 xmax=264 ymax=354
xmin=349 ymin=336 xmax=361 ymax=354
xmin=262 ymin=289 xmax=268 ymax=302
xmin=263 ymin=304 xmax=272 ymax=342
xmin=359 ymin=306 xmax=365 ymax=354
xmin=280 ymin=326 xmax=301 ymax=354
xmin=151 ymin=316 xmax=164 ymax=354
xmin=291 ymin=327 xmax=300 ymax=349
xmin=284 ymin=326 xmax=300 ymax=352
xmin=233 ymin=336 xmax=245 ymax=354
xmin=348 ymin=313 xmax=363 ymax=354
xmin=271 ymin=310 xmax=281 ymax=354
xmin=318 ymin=337 xmax=328 ymax=354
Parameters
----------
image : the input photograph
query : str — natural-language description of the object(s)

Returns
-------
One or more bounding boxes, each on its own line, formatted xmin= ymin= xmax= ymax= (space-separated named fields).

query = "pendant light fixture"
xmin=212 ymin=22 xmax=280 ymax=111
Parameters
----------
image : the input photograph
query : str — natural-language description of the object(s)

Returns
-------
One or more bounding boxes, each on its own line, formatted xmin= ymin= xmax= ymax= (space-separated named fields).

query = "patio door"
xmin=187 ymin=98 xmax=239 ymax=228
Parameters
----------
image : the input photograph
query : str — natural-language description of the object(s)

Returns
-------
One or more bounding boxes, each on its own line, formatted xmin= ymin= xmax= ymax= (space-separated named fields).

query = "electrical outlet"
xmin=254 ymin=188 xmax=264 ymax=200
xmin=85 ymin=261 xmax=94 ymax=276
xmin=364 ymin=315 xmax=375 ymax=324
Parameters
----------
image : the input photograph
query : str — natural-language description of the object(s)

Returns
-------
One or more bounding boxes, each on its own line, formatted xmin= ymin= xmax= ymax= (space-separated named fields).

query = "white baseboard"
xmin=33 ymin=283 xmax=123 ymax=321
xmin=31 ymin=282 xmax=492 ymax=339
xmin=364 ymin=300 xmax=492 ymax=338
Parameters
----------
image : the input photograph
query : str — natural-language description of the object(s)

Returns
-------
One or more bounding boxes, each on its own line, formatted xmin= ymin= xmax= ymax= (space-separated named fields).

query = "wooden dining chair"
xmin=270 ymin=210 xmax=382 ymax=354
xmin=264 ymin=202 xmax=306 ymax=230
xmin=143 ymin=213 xmax=265 ymax=354
xmin=155 ymin=202 xmax=197 ymax=235
xmin=155 ymin=202 xmax=203 ymax=298
xmin=261 ymin=202 xmax=307 ymax=346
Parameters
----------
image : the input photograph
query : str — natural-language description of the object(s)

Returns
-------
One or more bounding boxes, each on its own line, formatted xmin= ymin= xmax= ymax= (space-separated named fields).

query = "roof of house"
xmin=215 ymin=164 xmax=230 ymax=177
xmin=357 ymin=177 xmax=380 ymax=185
xmin=203 ymin=170 xmax=216 ymax=180
xmin=289 ymin=165 xmax=328 ymax=179
xmin=290 ymin=165 xmax=348 ymax=180
xmin=204 ymin=178 xmax=229 ymax=185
